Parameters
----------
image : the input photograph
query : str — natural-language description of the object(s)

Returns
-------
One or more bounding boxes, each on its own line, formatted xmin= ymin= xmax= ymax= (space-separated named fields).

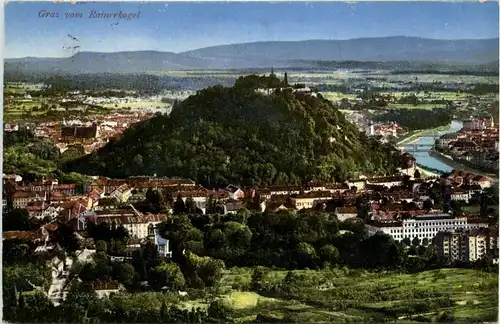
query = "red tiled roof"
xmin=13 ymin=191 xmax=40 ymax=199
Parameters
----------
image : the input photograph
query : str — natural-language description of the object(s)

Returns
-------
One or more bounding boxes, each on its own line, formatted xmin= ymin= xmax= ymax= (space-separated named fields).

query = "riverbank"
xmin=429 ymin=149 xmax=498 ymax=181
xmin=396 ymin=124 xmax=452 ymax=145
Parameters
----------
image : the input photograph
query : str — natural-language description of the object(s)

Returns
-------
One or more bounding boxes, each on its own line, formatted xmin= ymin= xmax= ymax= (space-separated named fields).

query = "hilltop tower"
xmin=284 ymin=72 xmax=288 ymax=85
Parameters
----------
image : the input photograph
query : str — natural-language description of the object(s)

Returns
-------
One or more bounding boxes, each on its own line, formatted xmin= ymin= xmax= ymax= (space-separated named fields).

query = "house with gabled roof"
xmin=226 ymin=185 xmax=244 ymax=200
xmin=110 ymin=184 xmax=132 ymax=202
xmin=472 ymin=175 xmax=491 ymax=189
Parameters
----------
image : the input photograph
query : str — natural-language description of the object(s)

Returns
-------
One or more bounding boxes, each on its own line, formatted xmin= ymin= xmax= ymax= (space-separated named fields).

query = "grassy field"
xmin=180 ymin=267 xmax=498 ymax=323
xmin=320 ymin=91 xmax=358 ymax=101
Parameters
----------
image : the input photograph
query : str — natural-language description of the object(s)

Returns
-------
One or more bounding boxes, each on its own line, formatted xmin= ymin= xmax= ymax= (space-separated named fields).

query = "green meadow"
xmin=177 ymin=267 xmax=498 ymax=323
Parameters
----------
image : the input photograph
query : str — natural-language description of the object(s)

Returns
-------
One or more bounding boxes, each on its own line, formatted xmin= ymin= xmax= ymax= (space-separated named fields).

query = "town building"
xmin=289 ymin=191 xmax=333 ymax=210
xmin=12 ymin=191 xmax=46 ymax=209
xmin=438 ymin=133 xmax=459 ymax=148
xmin=335 ymin=206 xmax=358 ymax=221
xmin=366 ymin=213 xmax=489 ymax=242
xmin=225 ymin=185 xmax=245 ymax=200
xmin=433 ymin=228 xmax=498 ymax=263
xmin=110 ymin=184 xmax=132 ymax=203
xmin=462 ymin=115 xmax=494 ymax=131
xmin=79 ymin=212 xmax=168 ymax=239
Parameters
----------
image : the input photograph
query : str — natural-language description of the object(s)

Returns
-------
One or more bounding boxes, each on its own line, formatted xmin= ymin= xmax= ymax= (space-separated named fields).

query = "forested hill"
xmin=64 ymin=75 xmax=399 ymax=186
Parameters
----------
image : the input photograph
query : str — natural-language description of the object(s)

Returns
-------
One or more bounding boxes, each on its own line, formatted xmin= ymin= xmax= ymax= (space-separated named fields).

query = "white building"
xmin=150 ymin=226 xmax=173 ymax=258
xmin=80 ymin=213 xmax=168 ymax=239
xmin=366 ymin=214 xmax=489 ymax=243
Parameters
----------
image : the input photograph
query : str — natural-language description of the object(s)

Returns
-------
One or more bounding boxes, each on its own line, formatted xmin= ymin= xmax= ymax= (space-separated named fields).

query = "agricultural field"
xmin=382 ymin=73 xmax=499 ymax=85
xmin=152 ymin=70 xmax=243 ymax=78
xmin=387 ymin=103 xmax=445 ymax=110
xmin=4 ymin=82 xmax=45 ymax=94
xmin=382 ymin=91 xmax=472 ymax=101
xmin=100 ymin=101 xmax=171 ymax=109
xmin=178 ymin=267 xmax=498 ymax=323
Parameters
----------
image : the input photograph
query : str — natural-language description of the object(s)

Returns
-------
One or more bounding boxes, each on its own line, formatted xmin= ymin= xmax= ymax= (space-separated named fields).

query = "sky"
xmin=5 ymin=1 xmax=500 ymax=58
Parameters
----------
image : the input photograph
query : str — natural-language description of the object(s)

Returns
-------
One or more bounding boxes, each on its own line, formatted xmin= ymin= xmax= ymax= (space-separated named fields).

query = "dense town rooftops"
xmin=449 ymin=140 xmax=477 ymax=148
xmin=61 ymin=125 xmax=98 ymax=139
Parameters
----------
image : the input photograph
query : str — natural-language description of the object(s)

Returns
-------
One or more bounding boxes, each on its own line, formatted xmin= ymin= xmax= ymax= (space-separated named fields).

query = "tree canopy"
xmin=65 ymin=75 xmax=398 ymax=186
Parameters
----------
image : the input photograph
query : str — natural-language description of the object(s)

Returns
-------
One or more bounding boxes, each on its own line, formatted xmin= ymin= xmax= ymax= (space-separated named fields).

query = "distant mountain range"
xmin=5 ymin=36 xmax=499 ymax=74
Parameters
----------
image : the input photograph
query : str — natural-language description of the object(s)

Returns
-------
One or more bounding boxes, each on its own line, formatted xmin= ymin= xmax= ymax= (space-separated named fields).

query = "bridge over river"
xmin=398 ymin=134 xmax=440 ymax=152
xmin=399 ymin=143 xmax=435 ymax=153
xmin=400 ymin=121 xmax=462 ymax=174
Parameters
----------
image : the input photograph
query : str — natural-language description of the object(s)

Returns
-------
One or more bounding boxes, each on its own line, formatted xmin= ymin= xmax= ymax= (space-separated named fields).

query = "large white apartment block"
xmin=366 ymin=213 xmax=489 ymax=242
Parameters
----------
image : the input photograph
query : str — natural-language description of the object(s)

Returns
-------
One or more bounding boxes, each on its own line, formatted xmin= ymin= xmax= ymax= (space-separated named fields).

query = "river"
xmin=403 ymin=120 xmax=463 ymax=173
